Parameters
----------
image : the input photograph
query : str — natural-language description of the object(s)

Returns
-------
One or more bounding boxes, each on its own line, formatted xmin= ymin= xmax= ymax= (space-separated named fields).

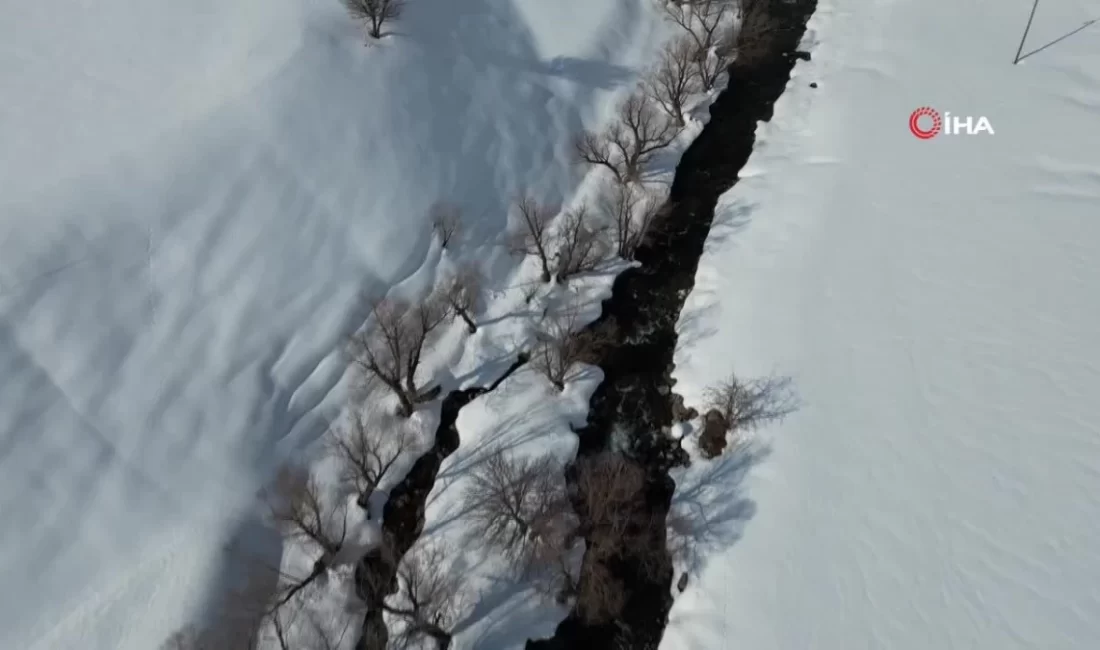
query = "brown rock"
xmin=698 ymin=408 xmax=730 ymax=458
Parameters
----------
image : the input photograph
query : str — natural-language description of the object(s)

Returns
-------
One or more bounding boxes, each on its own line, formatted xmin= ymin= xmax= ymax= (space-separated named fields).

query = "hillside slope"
xmin=0 ymin=2 xmax=665 ymax=648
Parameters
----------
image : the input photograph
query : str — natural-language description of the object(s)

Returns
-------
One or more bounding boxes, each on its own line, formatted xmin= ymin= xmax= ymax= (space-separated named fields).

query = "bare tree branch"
xmin=658 ymin=0 xmax=736 ymax=90
xmin=575 ymin=92 xmax=681 ymax=184
xmin=348 ymin=294 xmax=450 ymax=417
xmin=597 ymin=180 xmax=665 ymax=260
xmin=644 ymin=35 xmax=703 ymax=125
xmin=327 ymin=408 xmax=413 ymax=513
xmin=704 ymin=373 xmax=796 ymax=433
xmin=264 ymin=464 xmax=348 ymax=561
xmin=659 ymin=0 xmax=732 ymax=53
xmin=430 ymin=201 xmax=463 ymax=250
xmin=699 ymin=373 xmax=795 ymax=457
xmin=571 ymin=452 xmax=664 ymax=623
xmin=440 ymin=262 xmax=484 ymax=333
xmin=384 ymin=542 xmax=465 ymax=650
xmin=576 ymin=560 xmax=626 ymax=624
xmin=529 ymin=302 xmax=616 ymax=390
xmin=508 ymin=196 xmax=558 ymax=283
xmin=464 ymin=450 xmax=573 ymax=563
xmin=553 ymin=206 xmax=609 ymax=282
xmin=343 ymin=0 xmax=407 ymax=39
xmin=161 ymin=538 xmax=336 ymax=649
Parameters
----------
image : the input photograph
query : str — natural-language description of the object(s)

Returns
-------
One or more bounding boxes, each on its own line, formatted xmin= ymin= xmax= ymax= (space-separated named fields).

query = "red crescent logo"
xmin=909 ymin=107 xmax=942 ymax=139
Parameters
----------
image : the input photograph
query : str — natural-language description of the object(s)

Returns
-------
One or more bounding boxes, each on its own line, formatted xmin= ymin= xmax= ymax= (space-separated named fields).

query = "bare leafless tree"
xmin=508 ymin=196 xmax=558 ymax=283
xmin=571 ymin=452 xmax=664 ymax=623
xmin=529 ymin=303 xmax=616 ymax=390
xmin=430 ymin=201 xmax=463 ymax=250
xmin=524 ymin=508 xmax=582 ymax=605
xmin=598 ymin=180 xmax=664 ymax=260
xmin=660 ymin=0 xmax=732 ymax=52
xmin=327 ymin=408 xmax=413 ymax=513
xmin=265 ymin=464 xmax=348 ymax=562
xmin=576 ymin=560 xmax=626 ymax=624
xmin=658 ymin=0 xmax=735 ymax=90
xmin=241 ymin=569 xmax=341 ymax=650
xmin=575 ymin=91 xmax=680 ymax=184
xmin=348 ymin=294 xmax=450 ymax=416
xmin=343 ymin=0 xmax=407 ymax=39
xmin=644 ymin=36 xmax=703 ymax=125
xmin=704 ymin=373 xmax=795 ymax=434
xmin=574 ymin=452 xmax=648 ymax=558
xmin=699 ymin=372 xmax=794 ymax=457
xmin=161 ymin=535 xmax=347 ymax=650
xmin=464 ymin=450 xmax=571 ymax=561
xmin=384 ymin=542 xmax=465 ymax=650
xmin=440 ymin=263 xmax=484 ymax=333
xmin=553 ymin=206 xmax=609 ymax=282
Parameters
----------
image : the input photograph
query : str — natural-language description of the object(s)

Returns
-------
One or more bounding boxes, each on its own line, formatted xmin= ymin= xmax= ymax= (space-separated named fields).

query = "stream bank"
xmin=354 ymin=356 xmax=527 ymax=650
xmin=529 ymin=1 xmax=818 ymax=648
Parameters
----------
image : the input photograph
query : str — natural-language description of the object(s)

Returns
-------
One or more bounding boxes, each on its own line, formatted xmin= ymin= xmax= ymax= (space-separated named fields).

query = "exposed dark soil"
xmin=528 ymin=1 xmax=818 ymax=648
xmin=354 ymin=355 xmax=527 ymax=650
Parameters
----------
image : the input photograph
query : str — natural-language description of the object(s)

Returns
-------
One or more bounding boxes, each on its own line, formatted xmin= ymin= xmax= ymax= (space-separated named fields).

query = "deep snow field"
xmin=5 ymin=0 xmax=1100 ymax=648
xmin=0 ymin=1 xmax=671 ymax=648
xmin=667 ymin=1 xmax=1100 ymax=649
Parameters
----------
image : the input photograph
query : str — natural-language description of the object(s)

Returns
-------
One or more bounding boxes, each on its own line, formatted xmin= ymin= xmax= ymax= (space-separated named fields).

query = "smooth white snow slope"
xmin=667 ymin=0 xmax=1100 ymax=649
xmin=0 ymin=1 xmax=665 ymax=648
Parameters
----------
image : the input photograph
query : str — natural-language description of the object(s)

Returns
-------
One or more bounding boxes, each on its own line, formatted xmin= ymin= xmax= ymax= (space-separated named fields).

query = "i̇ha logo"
xmin=909 ymin=107 xmax=995 ymax=139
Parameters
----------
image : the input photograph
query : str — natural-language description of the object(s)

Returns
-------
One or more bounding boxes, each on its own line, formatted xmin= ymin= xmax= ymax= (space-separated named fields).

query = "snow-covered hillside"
xmin=667 ymin=0 xmax=1100 ymax=649
xmin=0 ymin=2 xmax=668 ymax=648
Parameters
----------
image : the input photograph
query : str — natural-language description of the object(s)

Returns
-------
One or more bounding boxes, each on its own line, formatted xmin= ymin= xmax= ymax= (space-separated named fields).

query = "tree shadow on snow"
xmin=667 ymin=439 xmax=771 ymax=583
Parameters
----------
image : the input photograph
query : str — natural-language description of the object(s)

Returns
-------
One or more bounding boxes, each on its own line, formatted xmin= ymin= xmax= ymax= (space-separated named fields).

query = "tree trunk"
xmin=427 ymin=627 xmax=452 ymax=650
xmin=395 ymin=390 xmax=414 ymax=418
xmin=457 ymin=309 xmax=477 ymax=334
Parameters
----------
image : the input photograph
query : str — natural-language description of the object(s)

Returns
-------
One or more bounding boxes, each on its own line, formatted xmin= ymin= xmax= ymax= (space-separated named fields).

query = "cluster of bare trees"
xmin=461 ymin=448 xmax=662 ymax=623
xmin=342 ymin=0 xmax=407 ymax=39
xmin=507 ymin=186 xmax=664 ymax=288
xmin=571 ymin=1 xmax=732 ymax=184
xmin=162 ymin=6 xmax=792 ymax=644
xmin=507 ymin=197 xmax=609 ymax=285
xmin=656 ymin=0 xmax=782 ymax=90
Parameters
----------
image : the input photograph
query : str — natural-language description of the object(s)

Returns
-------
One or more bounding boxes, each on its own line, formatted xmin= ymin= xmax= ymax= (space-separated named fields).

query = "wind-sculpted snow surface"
xmin=0 ymin=1 xmax=666 ymax=648
xmin=667 ymin=1 xmax=1100 ymax=649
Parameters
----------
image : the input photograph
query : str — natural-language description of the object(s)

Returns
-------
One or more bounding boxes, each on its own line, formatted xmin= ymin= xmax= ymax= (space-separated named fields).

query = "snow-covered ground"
xmin=667 ymin=1 xmax=1100 ymax=649
xmin=0 ymin=2 xmax=670 ymax=648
